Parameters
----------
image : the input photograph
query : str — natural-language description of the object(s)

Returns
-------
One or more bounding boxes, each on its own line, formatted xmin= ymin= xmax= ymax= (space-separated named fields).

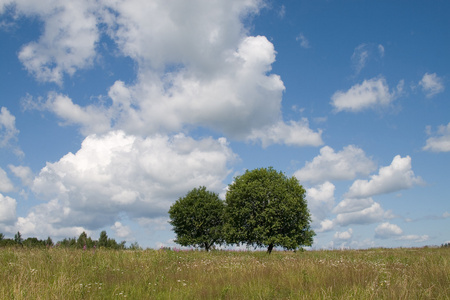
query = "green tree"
xmin=169 ymin=186 xmax=225 ymax=251
xmin=224 ymin=167 xmax=315 ymax=254
xmin=98 ymin=230 xmax=108 ymax=247
xmin=14 ymin=231 xmax=23 ymax=245
xmin=45 ymin=236 xmax=54 ymax=247
xmin=77 ymin=231 xmax=88 ymax=248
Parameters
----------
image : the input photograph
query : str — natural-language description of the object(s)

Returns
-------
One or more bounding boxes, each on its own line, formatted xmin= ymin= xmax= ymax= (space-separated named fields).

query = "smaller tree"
xmin=98 ymin=231 xmax=108 ymax=247
xmin=169 ymin=186 xmax=224 ymax=251
xmin=77 ymin=231 xmax=88 ymax=248
xmin=14 ymin=231 xmax=23 ymax=245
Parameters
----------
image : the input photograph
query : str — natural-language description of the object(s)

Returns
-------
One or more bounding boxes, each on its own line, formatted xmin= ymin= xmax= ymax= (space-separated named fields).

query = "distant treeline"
xmin=0 ymin=231 xmax=141 ymax=250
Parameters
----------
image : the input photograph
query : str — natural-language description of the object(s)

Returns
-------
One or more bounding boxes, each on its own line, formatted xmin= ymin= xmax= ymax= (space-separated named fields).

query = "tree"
xmin=224 ymin=167 xmax=315 ymax=254
xmin=14 ymin=231 xmax=23 ymax=245
xmin=77 ymin=231 xmax=88 ymax=248
xmin=98 ymin=231 xmax=108 ymax=247
xmin=168 ymin=186 xmax=225 ymax=251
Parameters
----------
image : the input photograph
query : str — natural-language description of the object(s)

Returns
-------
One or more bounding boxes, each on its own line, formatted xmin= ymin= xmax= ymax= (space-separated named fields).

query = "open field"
xmin=1 ymin=247 xmax=449 ymax=299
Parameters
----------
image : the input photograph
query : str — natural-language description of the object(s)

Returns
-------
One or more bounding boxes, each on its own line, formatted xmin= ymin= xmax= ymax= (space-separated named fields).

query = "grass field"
xmin=1 ymin=247 xmax=449 ymax=299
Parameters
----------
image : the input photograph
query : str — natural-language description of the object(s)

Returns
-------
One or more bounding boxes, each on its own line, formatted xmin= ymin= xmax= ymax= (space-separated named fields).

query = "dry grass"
xmin=1 ymin=247 xmax=449 ymax=299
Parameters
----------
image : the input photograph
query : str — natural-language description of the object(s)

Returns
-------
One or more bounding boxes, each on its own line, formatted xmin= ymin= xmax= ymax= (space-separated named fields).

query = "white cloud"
xmin=294 ymin=145 xmax=376 ymax=184
xmin=45 ymin=92 xmax=111 ymax=135
xmin=335 ymin=201 xmax=390 ymax=226
xmin=397 ymin=234 xmax=429 ymax=243
xmin=346 ymin=155 xmax=422 ymax=198
xmin=247 ymin=119 xmax=323 ymax=148
xmin=351 ymin=44 xmax=369 ymax=74
xmin=29 ymin=131 xmax=235 ymax=233
xmin=306 ymin=182 xmax=335 ymax=222
xmin=419 ymin=73 xmax=444 ymax=98
xmin=0 ymin=193 xmax=16 ymax=224
xmin=0 ymin=107 xmax=21 ymax=154
xmin=375 ymin=222 xmax=403 ymax=239
xmin=10 ymin=1 xmax=311 ymax=147
xmin=10 ymin=0 xmax=100 ymax=84
xmin=334 ymin=228 xmax=353 ymax=241
xmin=8 ymin=165 xmax=34 ymax=187
xmin=296 ymin=33 xmax=310 ymax=49
xmin=316 ymin=219 xmax=334 ymax=232
xmin=332 ymin=197 xmax=374 ymax=214
xmin=378 ymin=44 xmax=385 ymax=57
xmin=423 ymin=123 xmax=450 ymax=152
xmin=331 ymin=77 xmax=400 ymax=112
xmin=0 ymin=167 xmax=14 ymax=193
xmin=111 ymin=221 xmax=132 ymax=239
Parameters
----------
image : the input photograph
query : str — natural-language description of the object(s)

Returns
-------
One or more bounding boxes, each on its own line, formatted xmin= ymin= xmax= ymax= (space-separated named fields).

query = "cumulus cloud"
xmin=0 ymin=193 xmax=17 ymax=224
xmin=306 ymin=182 xmax=335 ymax=222
xmin=111 ymin=221 xmax=132 ymax=239
xmin=7 ymin=0 xmax=315 ymax=147
xmin=294 ymin=145 xmax=376 ymax=184
xmin=45 ymin=92 xmax=111 ymax=135
xmin=375 ymin=222 xmax=403 ymax=239
xmin=8 ymin=165 xmax=34 ymax=187
xmin=0 ymin=167 xmax=14 ymax=193
xmin=423 ymin=123 xmax=450 ymax=152
xmin=335 ymin=199 xmax=391 ymax=226
xmin=316 ymin=219 xmax=334 ymax=233
xmin=247 ymin=119 xmax=323 ymax=148
xmin=28 ymin=131 xmax=235 ymax=234
xmin=0 ymin=107 xmax=22 ymax=155
xmin=332 ymin=197 xmax=375 ymax=215
xmin=331 ymin=77 xmax=402 ymax=112
xmin=419 ymin=73 xmax=444 ymax=98
xmin=346 ymin=155 xmax=423 ymax=198
xmin=334 ymin=228 xmax=353 ymax=241
xmin=7 ymin=0 xmax=100 ymax=84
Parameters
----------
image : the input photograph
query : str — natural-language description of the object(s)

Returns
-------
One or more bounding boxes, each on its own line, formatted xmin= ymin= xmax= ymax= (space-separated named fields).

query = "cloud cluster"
xmin=306 ymin=181 xmax=335 ymax=222
xmin=304 ymin=151 xmax=422 ymax=233
xmin=29 ymin=131 xmax=234 ymax=230
xmin=346 ymin=155 xmax=422 ymax=198
xmin=419 ymin=73 xmax=444 ymax=98
xmin=9 ymin=0 xmax=321 ymax=146
xmin=331 ymin=77 xmax=403 ymax=112
xmin=375 ymin=222 xmax=403 ymax=239
xmin=0 ymin=193 xmax=16 ymax=224
xmin=423 ymin=122 xmax=450 ymax=152
xmin=0 ymin=167 xmax=14 ymax=193
xmin=295 ymin=145 xmax=376 ymax=184
xmin=0 ymin=107 xmax=20 ymax=151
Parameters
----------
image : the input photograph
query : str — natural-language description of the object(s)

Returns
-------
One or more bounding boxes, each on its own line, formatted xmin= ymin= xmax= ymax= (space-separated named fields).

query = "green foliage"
xmin=169 ymin=186 xmax=225 ymax=251
xmin=224 ymin=167 xmax=315 ymax=253
xmin=98 ymin=230 xmax=108 ymax=247
xmin=14 ymin=231 xmax=23 ymax=245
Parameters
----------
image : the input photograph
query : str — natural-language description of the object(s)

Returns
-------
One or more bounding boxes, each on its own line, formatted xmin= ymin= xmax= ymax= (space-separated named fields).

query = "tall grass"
xmin=1 ymin=247 xmax=448 ymax=299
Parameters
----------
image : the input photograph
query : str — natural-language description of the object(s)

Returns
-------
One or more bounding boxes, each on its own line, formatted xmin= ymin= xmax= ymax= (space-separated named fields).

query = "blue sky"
xmin=0 ymin=0 xmax=449 ymax=249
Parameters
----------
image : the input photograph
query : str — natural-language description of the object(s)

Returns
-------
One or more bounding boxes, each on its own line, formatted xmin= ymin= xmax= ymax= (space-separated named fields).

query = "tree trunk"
xmin=267 ymin=243 xmax=274 ymax=254
xmin=205 ymin=242 xmax=210 ymax=252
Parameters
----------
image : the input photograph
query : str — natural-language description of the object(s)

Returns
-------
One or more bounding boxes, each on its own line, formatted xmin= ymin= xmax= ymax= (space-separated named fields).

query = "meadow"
xmin=1 ymin=247 xmax=448 ymax=299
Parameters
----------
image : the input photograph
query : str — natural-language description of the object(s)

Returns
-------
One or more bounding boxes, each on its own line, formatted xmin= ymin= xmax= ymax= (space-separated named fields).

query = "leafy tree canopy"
xmin=224 ymin=167 xmax=315 ymax=253
xmin=169 ymin=186 xmax=225 ymax=251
